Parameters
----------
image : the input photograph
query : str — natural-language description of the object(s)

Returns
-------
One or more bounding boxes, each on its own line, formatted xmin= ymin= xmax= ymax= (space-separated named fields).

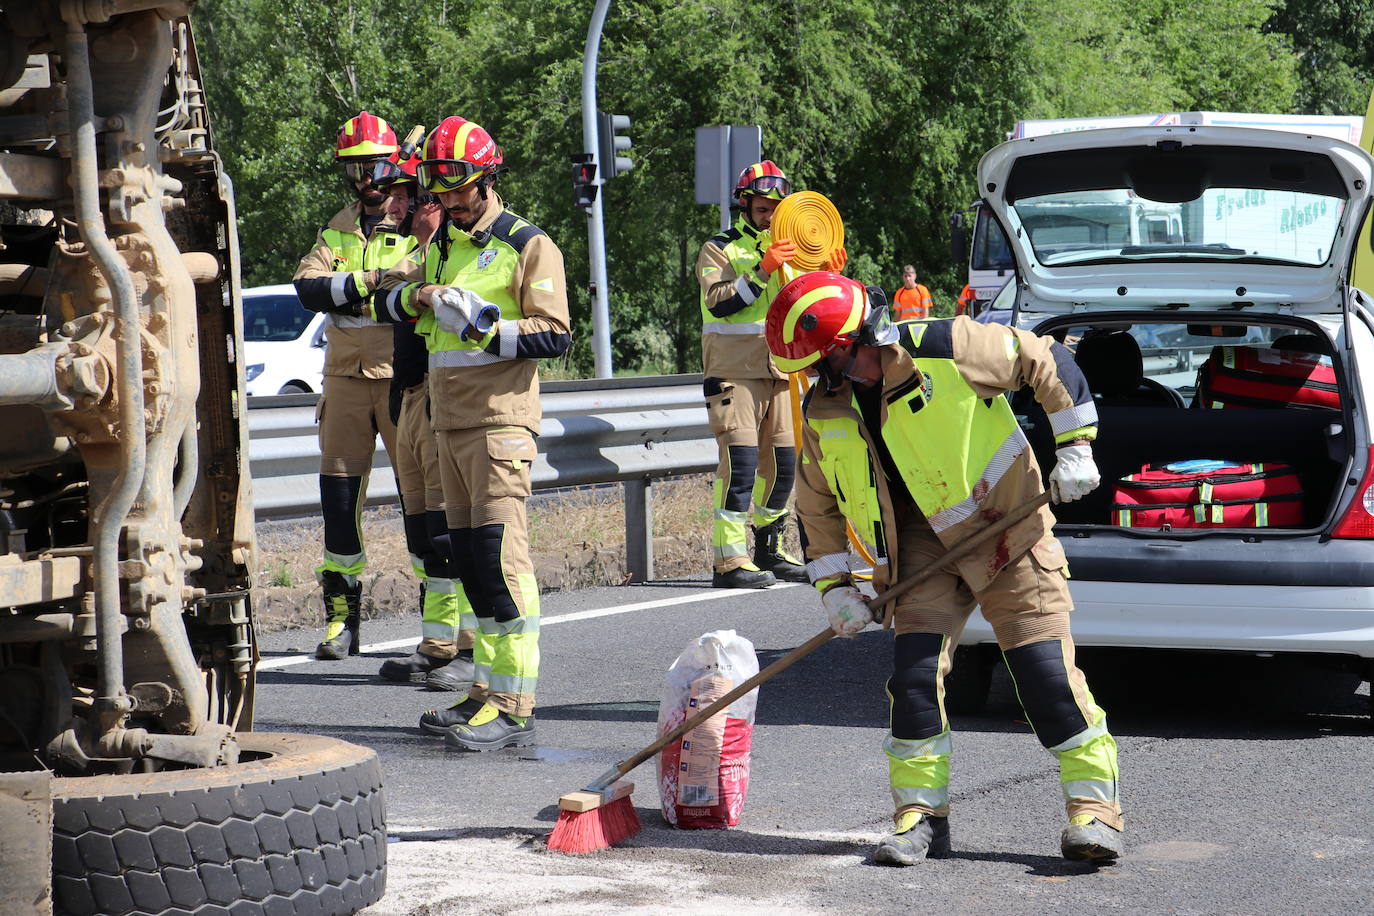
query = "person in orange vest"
xmin=955 ymin=283 xmax=975 ymax=317
xmin=891 ymin=265 xmax=933 ymax=320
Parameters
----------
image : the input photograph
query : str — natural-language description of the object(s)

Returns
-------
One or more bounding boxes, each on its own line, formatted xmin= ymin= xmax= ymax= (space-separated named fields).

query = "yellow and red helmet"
xmin=418 ymin=116 xmax=503 ymax=192
xmin=766 ymin=271 xmax=869 ymax=372
xmin=371 ymin=148 xmax=421 ymax=188
xmin=733 ymin=160 xmax=791 ymax=204
xmin=335 ymin=110 xmax=398 ymax=160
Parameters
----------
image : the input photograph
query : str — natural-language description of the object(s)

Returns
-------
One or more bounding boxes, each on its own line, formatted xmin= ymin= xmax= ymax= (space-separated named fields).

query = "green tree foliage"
xmin=1267 ymin=0 xmax=1374 ymax=115
xmin=195 ymin=0 xmax=1300 ymax=377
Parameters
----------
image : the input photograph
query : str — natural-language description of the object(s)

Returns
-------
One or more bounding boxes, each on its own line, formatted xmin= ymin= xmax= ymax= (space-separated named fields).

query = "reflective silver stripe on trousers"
xmin=476 ymin=615 xmax=540 ymax=636
xmin=429 ymin=349 xmax=511 ymax=368
xmin=806 ymin=552 xmax=850 ymax=583
xmin=487 ymin=672 xmax=537 ymax=695
xmin=1048 ymin=714 xmax=1110 ymax=753
xmin=424 ymin=577 xmax=458 ymax=595
xmin=422 ymin=621 xmax=459 ymax=639
xmin=926 ymin=427 xmax=1030 ymax=533
xmin=1062 ymin=778 xmax=1118 ymax=803
xmin=732 ymin=275 xmax=759 ymax=304
xmin=890 ymin=785 xmax=950 ymax=810
xmin=702 ymin=321 xmax=765 ymax=335
xmin=884 ymin=730 xmax=953 ymax=760
xmin=1048 ymin=401 xmax=1100 ymax=438
xmin=330 ymin=272 xmax=352 ymax=306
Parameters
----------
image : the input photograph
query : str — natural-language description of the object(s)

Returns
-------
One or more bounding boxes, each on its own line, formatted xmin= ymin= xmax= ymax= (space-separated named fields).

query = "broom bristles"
xmin=546 ymin=796 xmax=641 ymax=853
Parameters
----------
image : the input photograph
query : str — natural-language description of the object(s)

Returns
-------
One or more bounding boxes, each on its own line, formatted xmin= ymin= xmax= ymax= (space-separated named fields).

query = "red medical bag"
xmin=1195 ymin=346 xmax=1339 ymax=410
xmin=1109 ymin=461 xmax=1304 ymax=529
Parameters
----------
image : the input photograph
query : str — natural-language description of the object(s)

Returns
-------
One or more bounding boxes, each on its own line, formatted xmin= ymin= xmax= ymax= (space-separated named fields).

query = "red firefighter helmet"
xmin=371 ymin=148 xmax=421 ymax=188
xmin=766 ymin=271 xmax=870 ymax=372
xmin=733 ymin=160 xmax=791 ymax=204
xmin=335 ymin=110 xmax=398 ymax=160
xmin=418 ymin=116 xmax=503 ymax=192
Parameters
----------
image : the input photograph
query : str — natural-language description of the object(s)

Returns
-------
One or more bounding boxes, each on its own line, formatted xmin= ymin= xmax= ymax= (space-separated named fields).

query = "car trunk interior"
xmin=1013 ymin=317 xmax=1348 ymax=532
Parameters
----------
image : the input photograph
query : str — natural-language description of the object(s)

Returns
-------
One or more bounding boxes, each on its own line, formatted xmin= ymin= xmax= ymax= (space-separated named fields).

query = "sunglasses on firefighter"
xmin=417 ymin=159 xmax=485 ymax=193
xmin=742 ymin=175 xmax=791 ymax=196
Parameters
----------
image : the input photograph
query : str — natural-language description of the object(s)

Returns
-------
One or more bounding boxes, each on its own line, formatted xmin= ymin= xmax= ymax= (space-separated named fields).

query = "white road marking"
xmin=257 ymin=582 xmax=803 ymax=670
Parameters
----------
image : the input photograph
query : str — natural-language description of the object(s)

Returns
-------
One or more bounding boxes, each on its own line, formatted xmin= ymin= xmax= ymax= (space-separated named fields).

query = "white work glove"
xmin=432 ymin=286 xmax=501 ymax=338
xmin=1048 ymin=444 xmax=1100 ymax=504
xmin=821 ymin=585 xmax=876 ymax=638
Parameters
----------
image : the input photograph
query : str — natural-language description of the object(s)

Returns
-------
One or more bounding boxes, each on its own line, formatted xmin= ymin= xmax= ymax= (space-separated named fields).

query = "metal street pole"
xmin=582 ymin=0 xmax=614 ymax=378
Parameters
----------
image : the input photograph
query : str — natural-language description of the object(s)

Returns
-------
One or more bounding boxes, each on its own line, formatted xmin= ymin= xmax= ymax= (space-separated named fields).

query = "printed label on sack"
xmin=676 ymin=674 xmax=730 ymax=808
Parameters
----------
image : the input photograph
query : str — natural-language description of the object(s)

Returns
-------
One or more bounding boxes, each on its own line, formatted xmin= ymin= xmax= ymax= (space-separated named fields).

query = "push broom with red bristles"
xmin=546 ymin=491 xmax=1052 ymax=854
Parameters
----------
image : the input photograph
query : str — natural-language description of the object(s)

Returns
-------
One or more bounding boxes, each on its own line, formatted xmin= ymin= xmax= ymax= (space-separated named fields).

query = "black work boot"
xmin=379 ymin=649 xmax=451 ymax=683
xmin=1061 ymin=816 xmax=1124 ymax=862
xmin=418 ymin=696 xmax=486 ymax=735
xmin=425 ymin=649 xmax=476 ymax=691
xmin=315 ymin=572 xmax=361 ymax=660
xmin=443 ymin=704 xmax=537 ymax=751
xmin=874 ymin=811 xmax=951 ymax=865
xmin=712 ymin=564 xmax=777 ymax=589
xmin=752 ymin=519 xmax=808 ymax=583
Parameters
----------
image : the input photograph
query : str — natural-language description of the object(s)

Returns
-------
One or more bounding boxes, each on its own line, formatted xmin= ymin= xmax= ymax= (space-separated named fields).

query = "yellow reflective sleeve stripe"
xmin=531 ymin=278 xmax=555 ymax=292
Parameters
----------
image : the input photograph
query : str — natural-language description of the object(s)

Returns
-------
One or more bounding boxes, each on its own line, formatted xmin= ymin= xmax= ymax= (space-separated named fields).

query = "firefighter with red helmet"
xmin=695 ymin=160 xmax=840 ymax=588
xmin=293 ymin=111 xmax=419 ymax=659
xmin=363 ymin=135 xmax=480 ymax=687
xmin=376 ymin=116 xmax=569 ymax=750
xmin=765 ymin=272 xmax=1124 ymax=865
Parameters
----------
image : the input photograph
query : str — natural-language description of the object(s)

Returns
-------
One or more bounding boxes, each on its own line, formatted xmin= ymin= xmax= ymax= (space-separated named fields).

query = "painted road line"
xmin=258 ymin=582 xmax=803 ymax=670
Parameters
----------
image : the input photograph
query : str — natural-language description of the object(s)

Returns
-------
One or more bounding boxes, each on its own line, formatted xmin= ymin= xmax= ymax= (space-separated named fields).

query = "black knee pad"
xmin=446 ymin=527 xmax=490 ymax=617
xmin=724 ymin=445 xmax=757 ymax=512
xmin=763 ymin=447 xmax=796 ymax=511
xmin=472 ymin=523 xmax=522 ymax=623
xmin=1002 ymin=640 xmax=1090 ymax=748
xmin=319 ymin=475 xmax=363 ymax=555
xmin=402 ymin=511 xmax=430 ymax=559
xmin=889 ymin=632 xmax=946 ymax=740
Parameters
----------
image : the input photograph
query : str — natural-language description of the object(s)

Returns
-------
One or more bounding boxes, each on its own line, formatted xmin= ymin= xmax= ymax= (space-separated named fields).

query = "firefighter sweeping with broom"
xmin=766 ymin=271 xmax=1125 ymax=865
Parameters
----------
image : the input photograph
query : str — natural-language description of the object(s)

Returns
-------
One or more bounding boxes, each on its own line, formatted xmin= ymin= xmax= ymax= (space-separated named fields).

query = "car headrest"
xmin=1271 ymin=333 xmax=1332 ymax=356
xmin=1074 ymin=331 xmax=1144 ymax=398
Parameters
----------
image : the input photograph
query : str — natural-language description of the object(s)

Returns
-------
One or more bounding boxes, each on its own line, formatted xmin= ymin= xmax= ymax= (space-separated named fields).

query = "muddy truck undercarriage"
xmin=0 ymin=3 xmax=386 ymax=914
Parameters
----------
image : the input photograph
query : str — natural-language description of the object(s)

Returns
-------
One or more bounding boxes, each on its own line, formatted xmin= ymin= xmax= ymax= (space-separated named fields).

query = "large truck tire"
xmin=50 ymin=732 xmax=386 ymax=916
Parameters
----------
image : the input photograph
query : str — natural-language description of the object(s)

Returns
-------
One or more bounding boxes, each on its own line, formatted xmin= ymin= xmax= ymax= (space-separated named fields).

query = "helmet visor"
xmin=369 ymin=158 xmax=410 ymax=187
xmin=742 ymin=174 xmax=791 ymax=198
xmin=341 ymin=158 xmax=384 ymax=182
xmin=418 ymin=159 xmax=484 ymax=192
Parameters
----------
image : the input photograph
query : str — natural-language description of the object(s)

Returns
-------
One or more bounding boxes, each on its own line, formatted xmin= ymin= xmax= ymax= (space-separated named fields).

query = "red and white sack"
xmin=655 ymin=630 xmax=759 ymax=829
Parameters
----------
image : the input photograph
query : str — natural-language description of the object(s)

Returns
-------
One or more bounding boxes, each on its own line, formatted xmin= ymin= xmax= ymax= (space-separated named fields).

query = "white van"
xmin=953 ymin=125 xmax=1374 ymax=719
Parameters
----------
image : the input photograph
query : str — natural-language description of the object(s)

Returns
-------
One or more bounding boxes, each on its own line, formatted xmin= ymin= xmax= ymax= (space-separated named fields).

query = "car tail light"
xmin=1332 ymin=446 xmax=1374 ymax=538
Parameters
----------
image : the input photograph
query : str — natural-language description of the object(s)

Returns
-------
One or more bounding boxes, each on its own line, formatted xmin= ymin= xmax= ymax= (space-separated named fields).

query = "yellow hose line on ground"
xmin=771 ymin=191 xmax=844 ymax=271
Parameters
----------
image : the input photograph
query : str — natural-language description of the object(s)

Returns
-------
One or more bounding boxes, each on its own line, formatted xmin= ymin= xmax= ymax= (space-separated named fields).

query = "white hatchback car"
xmin=241 ymin=284 xmax=326 ymax=396
xmin=953 ymin=125 xmax=1374 ymax=718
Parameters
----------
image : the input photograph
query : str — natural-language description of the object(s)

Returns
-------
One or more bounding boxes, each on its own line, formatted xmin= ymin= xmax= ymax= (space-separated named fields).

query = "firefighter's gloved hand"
xmin=828 ymin=246 xmax=848 ymax=272
xmin=1049 ymin=444 xmax=1100 ymax=503
xmin=821 ymin=585 xmax=875 ymax=638
xmin=761 ymin=238 xmax=797 ymax=275
xmin=433 ymin=286 xmax=500 ymax=339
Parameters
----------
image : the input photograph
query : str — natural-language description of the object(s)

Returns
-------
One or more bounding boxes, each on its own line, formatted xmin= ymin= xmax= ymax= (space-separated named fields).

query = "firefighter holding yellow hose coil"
xmin=695 ymin=161 xmax=846 ymax=588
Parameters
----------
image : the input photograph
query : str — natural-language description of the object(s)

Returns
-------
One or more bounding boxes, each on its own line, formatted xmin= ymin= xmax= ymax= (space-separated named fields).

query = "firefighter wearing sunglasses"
xmin=695 ymin=161 xmax=844 ymax=589
xmin=293 ymin=110 xmax=419 ymax=661
xmin=374 ymin=115 xmax=569 ymax=751
xmin=765 ymin=271 xmax=1123 ymax=866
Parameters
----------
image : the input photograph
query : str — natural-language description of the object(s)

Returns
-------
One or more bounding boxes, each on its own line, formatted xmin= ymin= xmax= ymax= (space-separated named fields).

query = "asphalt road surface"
xmin=254 ymin=579 xmax=1373 ymax=914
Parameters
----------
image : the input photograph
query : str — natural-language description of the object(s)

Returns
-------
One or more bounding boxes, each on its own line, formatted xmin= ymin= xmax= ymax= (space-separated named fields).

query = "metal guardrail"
xmin=246 ymin=374 xmax=715 ymax=579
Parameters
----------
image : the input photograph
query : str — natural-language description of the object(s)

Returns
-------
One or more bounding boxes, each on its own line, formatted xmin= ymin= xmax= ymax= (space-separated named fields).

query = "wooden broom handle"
xmin=607 ymin=491 xmax=1053 ymax=783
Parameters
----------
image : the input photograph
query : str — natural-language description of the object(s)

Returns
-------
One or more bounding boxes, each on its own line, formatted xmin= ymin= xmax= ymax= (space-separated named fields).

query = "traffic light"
xmin=570 ymin=153 xmax=598 ymax=207
xmin=597 ymin=111 xmax=633 ymax=178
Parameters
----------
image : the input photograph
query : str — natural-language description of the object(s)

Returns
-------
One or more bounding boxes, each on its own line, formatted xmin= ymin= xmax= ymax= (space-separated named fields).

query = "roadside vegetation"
xmin=192 ymin=0 xmax=1354 ymax=378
